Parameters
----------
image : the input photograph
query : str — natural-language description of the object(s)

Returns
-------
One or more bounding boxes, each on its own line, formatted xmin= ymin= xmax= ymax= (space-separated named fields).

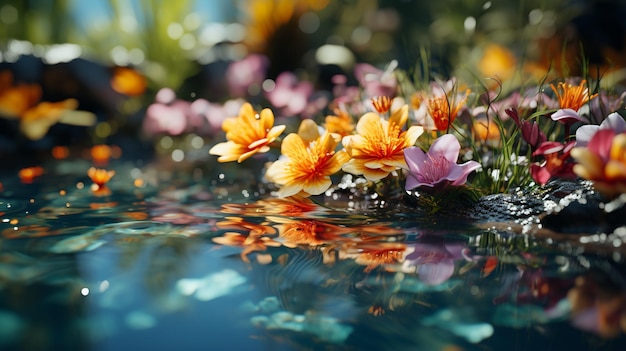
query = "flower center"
xmin=417 ymin=154 xmax=451 ymax=183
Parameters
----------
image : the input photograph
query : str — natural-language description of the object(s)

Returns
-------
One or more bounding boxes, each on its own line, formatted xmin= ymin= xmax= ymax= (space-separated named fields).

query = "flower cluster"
xmin=206 ymin=57 xmax=626 ymax=202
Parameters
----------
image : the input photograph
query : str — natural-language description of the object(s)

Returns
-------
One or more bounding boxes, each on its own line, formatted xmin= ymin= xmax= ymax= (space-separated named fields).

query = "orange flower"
xmin=550 ymin=80 xmax=596 ymax=112
xmin=209 ymin=103 xmax=285 ymax=163
xmin=427 ymin=90 xmax=469 ymax=131
xmin=342 ymin=105 xmax=424 ymax=181
xmin=472 ymin=118 xmax=501 ymax=145
xmin=110 ymin=66 xmax=147 ymax=97
xmin=372 ymin=96 xmax=392 ymax=114
xmin=265 ymin=122 xmax=349 ymax=197
xmin=324 ymin=109 xmax=354 ymax=137
xmin=88 ymin=167 xmax=115 ymax=188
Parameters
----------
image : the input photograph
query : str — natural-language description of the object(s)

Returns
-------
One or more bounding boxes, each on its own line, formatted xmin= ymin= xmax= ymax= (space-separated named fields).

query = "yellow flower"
xmin=478 ymin=44 xmax=517 ymax=82
xmin=265 ymin=122 xmax=349 ymax=197
xmin=341 ymin=105 xmax=424 ymax=181
xmin=550 ymin=80 xmax=597 ymax=112
xmin=209 ymin=103 xmax=286 ymax=163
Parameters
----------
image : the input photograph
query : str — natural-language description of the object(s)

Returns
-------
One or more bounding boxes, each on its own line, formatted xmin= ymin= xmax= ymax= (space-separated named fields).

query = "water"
xmin=0 ymin=154 xmax=625 ymax=351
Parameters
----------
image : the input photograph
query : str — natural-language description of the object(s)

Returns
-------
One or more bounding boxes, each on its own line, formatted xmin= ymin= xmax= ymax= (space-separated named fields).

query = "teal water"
xmin=0 ymin=155 xmax=625 ymax=351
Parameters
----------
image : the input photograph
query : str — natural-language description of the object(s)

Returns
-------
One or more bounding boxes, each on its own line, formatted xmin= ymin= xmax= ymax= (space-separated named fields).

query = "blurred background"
xmin=1 ymin=0 xmax=625 ymax=157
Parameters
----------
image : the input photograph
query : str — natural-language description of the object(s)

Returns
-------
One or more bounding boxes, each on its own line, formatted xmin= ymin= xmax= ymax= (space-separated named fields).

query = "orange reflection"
xmin=221 ymin=195 xmax=318 ymax=217
xmin=212 ymin=232 xmax=281 ymax=263
xmin=270 ymin=217 xmax=353 ymax=247
xmin=216 ymin=216 xmax=277 ymax=237
xmin=2 ymin=224 xmax=54 ymax=239
xmin=341 ymin=242 xmax=407 ymax=272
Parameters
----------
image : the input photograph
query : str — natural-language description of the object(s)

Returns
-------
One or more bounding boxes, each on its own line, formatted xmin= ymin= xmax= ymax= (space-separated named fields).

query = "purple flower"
xmin=404 ymin=134 xmax=481 ymax=190
xmin=575 ymin=112 xmax=626 ymax=146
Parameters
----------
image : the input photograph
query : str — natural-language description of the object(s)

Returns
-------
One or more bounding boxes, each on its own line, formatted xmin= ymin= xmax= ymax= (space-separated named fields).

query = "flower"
xmin=404 ymin=134 xmax=480 ymax=190
xmin=88 ymin=167 xmax=115 ymax=188
xmin=529 ymin=141 xmax=576 ymax=185
xmin=110 ymin=66 xmax=146 ymax=97
xmin=265 ymin=122 xmax=349 ymax=197
xmin=88 ymin=167 xmax=115 ymax=196
xmin=225 ymin=54 xmax=269 ymax=97
xmin=426 ymin=90 xmax=469 ymax=131
xmin=550 ymin=80 xmax=597 ymax=125
xmin=324 ymin=108 xmax=355 ymax=138
xmin=371 ymin=96 xmax=392 ymax=114
xmin=209 ymin=103 xmax=286 ymax=163
xmin=265 ymin=71 xmax=314 ymax=116
xmin=342 ymin=105 xmax=424 ymax=181
xmin=576 ymin=112 xmax=626 ymax=147
xmin=354 ymin=60 xmax=398 ymax=98
xmin=506 ymin=107 xmax=547 ymax=150
xmin=472 ymin=118 xmax=501 ymax=146
xmin=143 ymin=88 xmax=192 ymax=136
xmin=478 ymin=44 xmax=517 ymax=83
xmin=571 ymin=129 xmax=626 ymax=197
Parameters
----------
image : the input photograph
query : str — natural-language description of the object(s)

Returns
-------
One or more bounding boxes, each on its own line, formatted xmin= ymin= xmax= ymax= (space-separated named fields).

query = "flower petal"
xmin=278 ymin=181 xmax=304 ymax=198
xmin=302 ymin=177 xmax=332 ymax=196
xmin=404 ymin=146 xmax=427 ymax=173
xmin=429 ymin=134 xmax=460 ymax=163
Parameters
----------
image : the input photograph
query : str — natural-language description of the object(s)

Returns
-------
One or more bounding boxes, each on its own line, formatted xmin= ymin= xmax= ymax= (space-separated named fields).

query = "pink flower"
xmin=265 ymin=71 xmax=314 ymax=116
xmin=225 ymin=54 xmax=269 ymax=97
xmin=354 ymin=60 xmax=398 ymax=98
xmin=571 ymin=129 xmax=626 ymax=197
xmin=404 ymin=134 xmax=481 ymax=190
xmin=143 ymin=88 xmax=191 ymax=136
xmin=529 ymin=141 xmax=576 ymax=185
xmin=575 ymin=112 xmax=626 ymax=147
xmin=551 ymin=108 xmax=590 ymax=125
